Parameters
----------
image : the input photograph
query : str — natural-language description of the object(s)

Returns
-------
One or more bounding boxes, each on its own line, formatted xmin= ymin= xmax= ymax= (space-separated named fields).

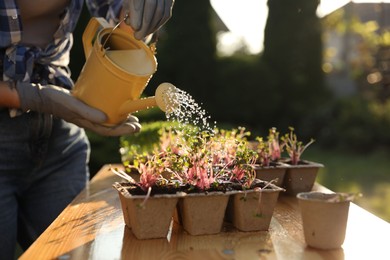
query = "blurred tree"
xmin=263 ymin=0 xmax=331 ymax=133
xmin=148 ymin=0 xmax=217 ymax=113
xmin=322 ymin=6 xmax=390 ymax=102
xmin=320 ymin=6 xmax=390 ymax=150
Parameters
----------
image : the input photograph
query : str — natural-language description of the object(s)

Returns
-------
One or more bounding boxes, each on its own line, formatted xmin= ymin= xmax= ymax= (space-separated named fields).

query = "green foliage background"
xmin=69 ymin=0 xmax=390 ymax=223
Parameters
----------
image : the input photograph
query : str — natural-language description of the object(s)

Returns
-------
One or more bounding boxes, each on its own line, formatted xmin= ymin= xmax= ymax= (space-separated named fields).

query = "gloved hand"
xmin=71 ymin=114 xmax=142 ymax=136
xmin=123 ymin=0 xmax=174 ymax=40
xmin=15 ymin=82 xmax=141 ymax=136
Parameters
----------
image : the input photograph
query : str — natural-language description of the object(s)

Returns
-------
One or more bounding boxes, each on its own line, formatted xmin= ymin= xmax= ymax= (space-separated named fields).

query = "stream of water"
xmin=163 ymin=86 xmax=216 ymax=134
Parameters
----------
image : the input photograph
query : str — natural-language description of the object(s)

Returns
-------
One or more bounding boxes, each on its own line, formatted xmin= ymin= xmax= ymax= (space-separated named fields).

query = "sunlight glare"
xmin=210 ymin=0 xmax=389 ymax=55
xmin=210 ymin=0 xmax=267 ymax=54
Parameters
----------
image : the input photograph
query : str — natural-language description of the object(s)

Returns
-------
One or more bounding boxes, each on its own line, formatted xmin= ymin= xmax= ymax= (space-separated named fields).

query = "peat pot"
xmin=253 ymin=162 xmax=289 ymax=187
xmin=282 ymin=160 xmax=324 ymax=196
xmin=226 ymin=181 xmax=285 ymax=231
xmin=297 ymin=191 xmax=352 ymax=250
xmin=114 ymin=182 xmax=183 ymax=239
xmin=178 ymin=191 xmax=230 ymax=236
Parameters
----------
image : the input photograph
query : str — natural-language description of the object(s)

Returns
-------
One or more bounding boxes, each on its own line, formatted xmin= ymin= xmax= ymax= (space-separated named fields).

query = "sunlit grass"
xmin=305 ymin=147 xmax=390 ymax=222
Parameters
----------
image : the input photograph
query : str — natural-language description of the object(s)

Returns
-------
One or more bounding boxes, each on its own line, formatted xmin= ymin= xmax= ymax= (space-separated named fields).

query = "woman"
xmin=0 ymin=0 xmax=174 ymax=259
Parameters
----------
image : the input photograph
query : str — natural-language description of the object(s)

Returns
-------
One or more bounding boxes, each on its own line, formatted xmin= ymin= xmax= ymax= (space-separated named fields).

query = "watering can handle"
xmin=82 ymin=17 xmax=111 ymax=59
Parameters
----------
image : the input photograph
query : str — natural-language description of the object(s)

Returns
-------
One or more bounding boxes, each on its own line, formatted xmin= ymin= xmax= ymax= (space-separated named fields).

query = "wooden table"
xmin=20 ymin=164 xmax=390 ymax=260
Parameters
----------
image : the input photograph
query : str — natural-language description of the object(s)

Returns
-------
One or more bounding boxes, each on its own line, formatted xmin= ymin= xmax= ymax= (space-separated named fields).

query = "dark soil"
xmin=120 ymin=179 xmax=277 ymax=196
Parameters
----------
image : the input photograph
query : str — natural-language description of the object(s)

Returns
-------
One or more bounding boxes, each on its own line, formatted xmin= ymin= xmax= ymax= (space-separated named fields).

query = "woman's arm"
xmin=122 ymin=0 xmax=174 ymax=40
xmin=118 ymin=9 xmax=134 ymax=33
xmin=0 ymin=81 xmax=20 ymax=109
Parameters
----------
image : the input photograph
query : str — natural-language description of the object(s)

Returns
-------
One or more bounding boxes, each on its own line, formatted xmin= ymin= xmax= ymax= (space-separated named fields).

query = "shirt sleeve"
xmin=85 ymin=0 xmax=123 ymax=25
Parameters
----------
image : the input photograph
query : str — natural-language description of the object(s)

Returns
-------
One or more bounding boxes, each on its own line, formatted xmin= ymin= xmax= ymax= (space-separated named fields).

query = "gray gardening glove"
xmin=123 ymin=0 xmax=174 ymax=40
xmin=16 ymin=82 xmax=141 ymax=136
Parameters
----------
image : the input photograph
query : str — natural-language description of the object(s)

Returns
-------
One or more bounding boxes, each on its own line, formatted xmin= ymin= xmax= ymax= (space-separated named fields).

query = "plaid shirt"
xmin=0 ymin=0 xmax=122 ymax=115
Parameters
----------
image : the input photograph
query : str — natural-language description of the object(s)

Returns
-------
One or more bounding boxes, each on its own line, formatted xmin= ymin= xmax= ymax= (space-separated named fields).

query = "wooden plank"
xmin=20 ymin=165 xmax=390 ymax=260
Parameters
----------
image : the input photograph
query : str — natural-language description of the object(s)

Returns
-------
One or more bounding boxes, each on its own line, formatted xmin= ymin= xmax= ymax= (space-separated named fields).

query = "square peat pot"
xmin=113 ymin=182 xmax=182 ymax=239
xmin=282 ymin=160 xmax=324 ymax=196
xmin=178 ymin=191 xmax=230 ymax=236
xmin=253 ymin=162 xmax=289 ymax=187
xmin=226 ymin=182 xmax=285 ymax=232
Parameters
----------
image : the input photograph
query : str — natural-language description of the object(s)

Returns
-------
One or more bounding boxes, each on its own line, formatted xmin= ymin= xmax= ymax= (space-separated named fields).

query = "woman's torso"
xmin=16 ymin=0 xmax=70 ymax=48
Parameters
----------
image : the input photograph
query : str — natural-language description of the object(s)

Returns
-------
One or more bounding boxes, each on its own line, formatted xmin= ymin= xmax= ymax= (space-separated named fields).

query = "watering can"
xmin=72 ymin=17 xmax=177 ymax=125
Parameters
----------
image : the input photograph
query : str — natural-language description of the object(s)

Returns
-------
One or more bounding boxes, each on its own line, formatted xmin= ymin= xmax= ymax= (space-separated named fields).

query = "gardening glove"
xmin=71 ymin=114 xmax=141 ymax=136
xmin=15 ymin=82 xmax=141 ymax=136
xmin=123 ymin=0 xmax=174 ymax=40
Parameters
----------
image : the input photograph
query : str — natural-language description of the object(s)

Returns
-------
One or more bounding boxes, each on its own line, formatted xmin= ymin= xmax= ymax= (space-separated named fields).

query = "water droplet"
xmin=163 ymin=87 xmax=216 ymax=134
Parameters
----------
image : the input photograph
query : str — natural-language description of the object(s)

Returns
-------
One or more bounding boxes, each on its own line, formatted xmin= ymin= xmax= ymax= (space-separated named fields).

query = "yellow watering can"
xmin=72 ymin=17 xmax=177 ymax=125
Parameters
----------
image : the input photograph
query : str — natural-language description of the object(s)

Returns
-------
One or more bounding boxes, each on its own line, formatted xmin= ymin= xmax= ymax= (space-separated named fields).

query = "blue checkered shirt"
xmin=0 ymin=0 xmax=122 ymax=115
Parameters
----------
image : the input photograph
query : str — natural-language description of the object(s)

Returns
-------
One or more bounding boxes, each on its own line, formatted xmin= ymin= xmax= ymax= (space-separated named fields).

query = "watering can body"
xmin=72 ymin=17 xmax=157 ymax=125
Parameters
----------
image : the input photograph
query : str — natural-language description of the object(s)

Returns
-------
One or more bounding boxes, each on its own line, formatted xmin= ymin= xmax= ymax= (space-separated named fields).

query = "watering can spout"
xmin=119 ymin=83 xmax=179 ymax=115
